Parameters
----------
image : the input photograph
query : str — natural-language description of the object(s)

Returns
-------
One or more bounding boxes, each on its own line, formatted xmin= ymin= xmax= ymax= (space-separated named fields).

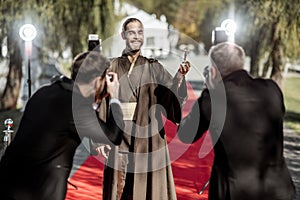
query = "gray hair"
xmin=208 ymin=42 xmax=245 ymax=77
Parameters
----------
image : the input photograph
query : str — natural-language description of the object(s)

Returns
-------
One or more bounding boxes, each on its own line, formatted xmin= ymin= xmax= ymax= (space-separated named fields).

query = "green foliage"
xmin=236 ymin=0 xmax=300 ymax=68
xmin=122 ymin=0 xmax=182 ymax=25
xmin=122 ymin=0 xmax=230 ymax=52
xmin=0 ymin=0 xmax=118 ymax=110
xmin=0 ymin=0 xmax=118 ymax=59
xmin=1 ymin=0 xmax=299 ymax=107
xmin=119 ymin=0 xmax=299 ymax=81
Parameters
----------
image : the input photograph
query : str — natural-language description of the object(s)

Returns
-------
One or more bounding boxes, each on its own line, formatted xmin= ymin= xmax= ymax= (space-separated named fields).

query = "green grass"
xmin=283 ymin=75 xmax=300 ymax=134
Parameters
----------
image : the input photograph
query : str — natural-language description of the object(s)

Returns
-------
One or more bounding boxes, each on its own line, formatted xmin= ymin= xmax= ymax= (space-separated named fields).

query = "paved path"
xmin=283 ymin=128 xmax=300 ymax=199
xmin=68 ymin=127 xmax=300 ymax=199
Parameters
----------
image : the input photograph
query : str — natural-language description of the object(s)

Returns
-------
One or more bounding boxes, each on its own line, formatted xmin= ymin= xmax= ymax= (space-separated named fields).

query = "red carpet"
xmin=66 ymin=83 xmax=214 ymax=200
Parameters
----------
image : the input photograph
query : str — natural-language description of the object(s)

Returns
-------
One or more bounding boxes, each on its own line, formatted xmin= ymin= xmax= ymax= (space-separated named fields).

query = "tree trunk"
xmin=262 ymin=54 xmax=271 ymax=78
xmin=249 ymin=48 xmax=259 ymax=77
xmin=249 ymin=27 xmax=265 ymax=77
xmin=0 ymin=34 xmax=23 ymax=111
xmin=270 ymin=37 xmax=285 ymax=88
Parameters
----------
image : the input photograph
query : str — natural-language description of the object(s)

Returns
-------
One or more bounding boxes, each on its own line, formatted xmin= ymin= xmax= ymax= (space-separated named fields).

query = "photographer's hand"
xmin=106 ymin=72 xmax=119 ymax=99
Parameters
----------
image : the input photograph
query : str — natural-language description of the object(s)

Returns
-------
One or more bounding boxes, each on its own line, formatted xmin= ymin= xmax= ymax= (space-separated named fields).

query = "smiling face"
xmin=122 ymin=20 xmax=144 ymax=53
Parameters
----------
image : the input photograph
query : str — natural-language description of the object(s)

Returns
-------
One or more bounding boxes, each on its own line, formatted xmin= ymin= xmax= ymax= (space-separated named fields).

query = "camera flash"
xmin=88 ymin=34 xmax=99 ymax=41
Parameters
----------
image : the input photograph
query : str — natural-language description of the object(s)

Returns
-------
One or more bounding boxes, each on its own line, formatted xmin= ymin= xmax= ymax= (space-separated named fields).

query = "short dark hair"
xmin=71 ymin=51 xmax=89 ymax=80
xmin=71 ymin=51 xmax=110 ymax=83
xmin=122 ymin=18 xmax=143 ymax=32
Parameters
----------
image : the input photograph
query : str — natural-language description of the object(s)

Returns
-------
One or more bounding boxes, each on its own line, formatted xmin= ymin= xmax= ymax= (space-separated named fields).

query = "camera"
xmin=212 ymin=20 xmax=236 ymax=45
xmin=211 ymin=27 xmax=228 ymax=45
xmin=88 ymin=34 xmax=101 ymax=52
xmin=102 ymin=74 xmax=113 ymax=96
xmin=92 ymin=71 xmax=113 ymax=110
xmin=97 ymin=73 xmax=113 ymax=100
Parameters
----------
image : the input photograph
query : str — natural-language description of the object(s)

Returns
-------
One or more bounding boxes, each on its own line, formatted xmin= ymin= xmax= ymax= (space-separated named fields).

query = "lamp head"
xmin=221 ymin=19 xmax=237 ymax=36
xmin=4 ymin=118 xmax=13 ymax=129
xmin=19 ymin=24 xmax=37 ymax=42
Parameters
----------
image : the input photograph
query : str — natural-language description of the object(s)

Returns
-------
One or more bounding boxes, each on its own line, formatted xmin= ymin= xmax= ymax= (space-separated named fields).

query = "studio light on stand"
xmin=19 ymin=24 xmax=37 ymax=98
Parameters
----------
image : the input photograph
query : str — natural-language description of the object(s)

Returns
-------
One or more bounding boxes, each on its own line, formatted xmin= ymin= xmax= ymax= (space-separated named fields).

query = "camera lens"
xmin=107 ymin=74 xmax=113 ymax=81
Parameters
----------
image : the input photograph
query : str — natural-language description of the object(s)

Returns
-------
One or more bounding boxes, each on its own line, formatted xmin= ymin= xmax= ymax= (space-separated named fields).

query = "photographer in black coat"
xmin=177 ymin=42 xmax=296 ymax=200
xmin=0 ymin=51 xmax=124 ymax=200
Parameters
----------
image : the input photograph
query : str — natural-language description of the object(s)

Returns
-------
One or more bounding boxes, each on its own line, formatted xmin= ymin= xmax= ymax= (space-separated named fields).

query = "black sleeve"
xmin=177 ymin=89 xmax=210 ymax=143
xmin=73 ymin=102 xmax=124 ymax=145
xmin=153 ymin=62 xmax=188 ymax=124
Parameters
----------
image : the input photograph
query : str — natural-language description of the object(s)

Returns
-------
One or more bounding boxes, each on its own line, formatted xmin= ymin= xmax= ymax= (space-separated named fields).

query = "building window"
xmin=146 ymin=37 xmax=155 ymax=46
